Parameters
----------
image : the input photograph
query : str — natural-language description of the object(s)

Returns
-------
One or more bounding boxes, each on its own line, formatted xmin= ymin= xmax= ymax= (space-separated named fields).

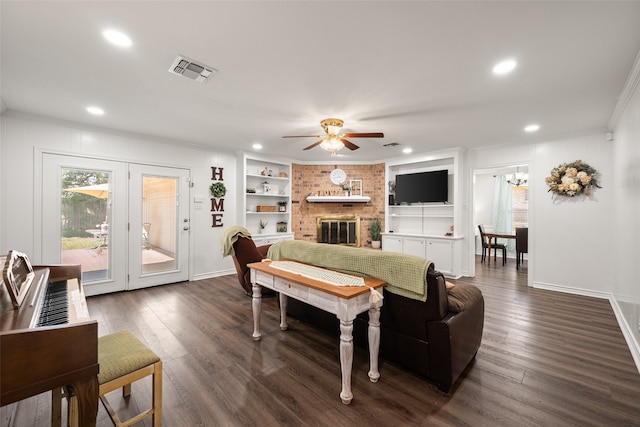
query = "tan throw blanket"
xmin=220 ymin=226 xmax=252 ymax=257
xmin=267 ymin=240 xmax=431 ymax=301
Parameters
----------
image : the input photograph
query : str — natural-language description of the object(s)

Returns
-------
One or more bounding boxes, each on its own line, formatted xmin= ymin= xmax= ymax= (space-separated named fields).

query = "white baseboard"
xmin=191 ymin=269 xmax=235 ymax=281
xmin=609 ymin=297 xmax=640 ymax=375
xmin=532 ymin=280 xmax=611 ymax=299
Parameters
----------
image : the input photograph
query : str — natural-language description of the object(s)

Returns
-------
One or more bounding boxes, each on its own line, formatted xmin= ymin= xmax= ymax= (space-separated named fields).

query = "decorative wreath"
xmin=210 ymin=182 xmax=227 ymax=198
xmin=545 ymin=160 xmax=601 ymax=198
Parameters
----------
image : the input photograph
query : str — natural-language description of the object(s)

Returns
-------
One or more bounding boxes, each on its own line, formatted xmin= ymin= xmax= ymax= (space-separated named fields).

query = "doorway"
xmin=41 ymin=153 xmax=190 ymax=296
xmin=471 ymin=163 xmax=531 ymax=282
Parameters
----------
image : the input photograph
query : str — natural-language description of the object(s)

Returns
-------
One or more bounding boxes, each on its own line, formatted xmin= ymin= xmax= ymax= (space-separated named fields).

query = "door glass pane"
xmin=142 ymin=176 xmax=177 ymax=274
xmin=60 ymin=169 xmax=110 ymax=282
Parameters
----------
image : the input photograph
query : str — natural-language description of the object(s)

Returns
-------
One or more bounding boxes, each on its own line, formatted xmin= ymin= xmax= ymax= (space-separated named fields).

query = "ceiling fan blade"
xmin=342 ymin=132 xmax=384 ymax=138
xmin=282 ymin=135 xmax=322 ymax=138
xmin=340 ymin=138 xmax=359 ymax=150
xmin=303 ymin=140 xmax=323 ymax=150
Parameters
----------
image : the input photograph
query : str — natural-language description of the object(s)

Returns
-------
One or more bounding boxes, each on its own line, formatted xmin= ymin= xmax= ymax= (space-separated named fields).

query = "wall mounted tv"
xmin=394 ymin=170 xmax=449 ymax=204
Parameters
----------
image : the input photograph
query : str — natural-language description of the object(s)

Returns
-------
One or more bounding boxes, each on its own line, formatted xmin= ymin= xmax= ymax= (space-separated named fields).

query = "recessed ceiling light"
xmin=492 ymin=59 xmax=517 ymax=75
xmin=524 ymin=124 xmax=540 ymax=132
xmin=252 ymin=143 xmax=262 ymax=150
xmin=86 ymin=106 xmax=104 ymax=116
xmin=102 ymin=29 xmax=132 ymax=48
xmin=403 ymin=147 xmax=413 ymax=154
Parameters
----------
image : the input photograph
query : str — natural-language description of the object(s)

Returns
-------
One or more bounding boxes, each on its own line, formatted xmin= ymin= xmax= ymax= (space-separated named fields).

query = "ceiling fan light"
xmin=320 ymin=135 xmax=344 ymax=154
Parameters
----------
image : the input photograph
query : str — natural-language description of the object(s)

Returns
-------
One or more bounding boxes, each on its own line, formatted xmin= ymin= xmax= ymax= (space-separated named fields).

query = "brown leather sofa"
xmin=285 ymin=263 xmax=484 ymax=393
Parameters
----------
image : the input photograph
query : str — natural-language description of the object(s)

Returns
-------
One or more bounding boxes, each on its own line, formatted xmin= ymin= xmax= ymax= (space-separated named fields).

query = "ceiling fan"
xmin=282 ymin=118 xmax=384 ymax=156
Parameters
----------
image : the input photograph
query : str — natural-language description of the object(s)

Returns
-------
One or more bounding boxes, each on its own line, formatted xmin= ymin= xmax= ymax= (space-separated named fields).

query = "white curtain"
xmin=493 ymin=176 xmax=515 ymax=253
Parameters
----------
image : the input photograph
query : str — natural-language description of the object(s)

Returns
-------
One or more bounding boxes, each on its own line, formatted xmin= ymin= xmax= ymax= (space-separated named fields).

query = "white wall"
xmin=473 ymin=173 xmax=495 ymax=253
xmin=612 ymin=74 xmax=640 ymax=360
xmin=532 ymin=135 xmax=614 ymax=295
xmin=0 ymin=112 xmax=238 ymax=280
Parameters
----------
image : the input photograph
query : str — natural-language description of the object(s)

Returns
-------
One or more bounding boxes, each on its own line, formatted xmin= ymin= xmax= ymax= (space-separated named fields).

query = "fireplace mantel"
xmin=306 ymin=195 xmax=371 ymax=203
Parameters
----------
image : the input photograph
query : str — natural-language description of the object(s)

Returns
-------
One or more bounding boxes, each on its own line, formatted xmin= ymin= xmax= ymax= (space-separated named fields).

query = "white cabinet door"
xmin=382 ymin=235 xmax=403 ymax=253
xmin=426 ymin=239 xmax=453 ymax=274
xmin=403 ymin=237 xmax=427 ymax=259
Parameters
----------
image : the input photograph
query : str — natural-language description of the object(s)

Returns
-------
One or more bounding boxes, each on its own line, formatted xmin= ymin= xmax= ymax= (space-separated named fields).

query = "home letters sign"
xmin=211 ymin=167 xmax=226 ymax=227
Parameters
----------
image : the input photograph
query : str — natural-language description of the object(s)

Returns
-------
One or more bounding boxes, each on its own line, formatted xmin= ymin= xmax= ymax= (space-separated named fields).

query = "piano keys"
xmin=1 ymin=252 xmax=99 ymax=427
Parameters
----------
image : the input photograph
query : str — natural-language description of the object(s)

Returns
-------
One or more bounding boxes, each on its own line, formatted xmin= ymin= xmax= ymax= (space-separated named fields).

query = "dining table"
xmin=485 ymin=231 xmax=516 ymax=265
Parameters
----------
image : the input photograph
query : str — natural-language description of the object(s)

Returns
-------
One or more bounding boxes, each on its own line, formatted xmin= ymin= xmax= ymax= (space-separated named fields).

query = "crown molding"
xmin=608 ymin=49 xmax=640 ymax=131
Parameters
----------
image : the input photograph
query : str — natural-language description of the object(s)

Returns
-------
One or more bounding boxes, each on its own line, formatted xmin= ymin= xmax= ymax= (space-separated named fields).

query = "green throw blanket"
xmin=267 ymin=240 xmax=431 ymax=301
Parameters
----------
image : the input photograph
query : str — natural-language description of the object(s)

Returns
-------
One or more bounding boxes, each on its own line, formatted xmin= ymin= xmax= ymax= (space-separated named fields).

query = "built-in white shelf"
xmin=306 ymin=196 xmax=371 ymax=203
xmin=241 ymin=154 xmax=292 ymax=235
xmin=247 ymin=193 xmax=289 ymax=198
xmin=246 ymin=173 xmax=289 ymax=181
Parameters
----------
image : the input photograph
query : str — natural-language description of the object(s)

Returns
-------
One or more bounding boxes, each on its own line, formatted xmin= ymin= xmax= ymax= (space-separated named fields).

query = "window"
xmin=512 ymin=185 xmax=528 ymax=229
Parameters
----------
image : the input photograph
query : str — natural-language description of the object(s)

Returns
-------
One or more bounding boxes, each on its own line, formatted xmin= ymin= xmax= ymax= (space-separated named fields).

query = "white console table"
xmin=248 ymin=261 xmax=385 ymax=405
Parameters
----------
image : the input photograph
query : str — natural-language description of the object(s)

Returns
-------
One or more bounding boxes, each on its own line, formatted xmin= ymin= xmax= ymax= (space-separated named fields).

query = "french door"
xmin=41 ymin=154 xmax=190 ymax=296
xmin=128 ymin=164 xmax=190 ymax=290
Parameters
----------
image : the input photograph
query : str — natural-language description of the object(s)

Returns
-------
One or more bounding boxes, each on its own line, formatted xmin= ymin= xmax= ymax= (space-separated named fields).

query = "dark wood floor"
xmin=3 ymin=258 xmax=640 ymax=426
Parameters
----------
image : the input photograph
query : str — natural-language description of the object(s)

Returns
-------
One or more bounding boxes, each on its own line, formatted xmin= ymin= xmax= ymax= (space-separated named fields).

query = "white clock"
xmin=330 ymin=168 xmax=347 ymax=185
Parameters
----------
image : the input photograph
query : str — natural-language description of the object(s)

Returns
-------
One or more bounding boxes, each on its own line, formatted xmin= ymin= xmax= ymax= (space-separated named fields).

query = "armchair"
xmin=231 ymin=236 xmax=272 ymax=296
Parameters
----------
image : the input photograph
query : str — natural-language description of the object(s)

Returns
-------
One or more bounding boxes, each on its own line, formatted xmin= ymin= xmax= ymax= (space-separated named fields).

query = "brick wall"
xmin=291 ymin=163 xmax=385 ymax=247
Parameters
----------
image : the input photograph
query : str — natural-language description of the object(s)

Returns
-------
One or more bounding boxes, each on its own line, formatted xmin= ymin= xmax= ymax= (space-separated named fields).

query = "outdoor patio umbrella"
xmin=64 ymin=183 xmax=109 ymax=198
xmin=64 ymin=183 xmax=110 ymax=224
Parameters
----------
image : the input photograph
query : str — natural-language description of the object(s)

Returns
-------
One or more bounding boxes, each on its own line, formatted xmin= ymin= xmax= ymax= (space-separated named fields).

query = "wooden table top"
xmin=248 ymin=260 xmax=386 ymax=299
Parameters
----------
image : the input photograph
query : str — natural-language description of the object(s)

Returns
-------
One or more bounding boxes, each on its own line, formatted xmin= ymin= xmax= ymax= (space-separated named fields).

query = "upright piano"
xmin=1 ymin=251 xmax=99 ymax=426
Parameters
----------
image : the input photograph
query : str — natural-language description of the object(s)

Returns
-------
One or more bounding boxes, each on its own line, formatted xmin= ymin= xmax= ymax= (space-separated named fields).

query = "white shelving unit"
xmin=383 ymin=148 xmax=465 ymax=278
xmin=239 ymin=153 xmax=295 ymax=242
xmin=388 ymin=203 xmax=454 ymax=235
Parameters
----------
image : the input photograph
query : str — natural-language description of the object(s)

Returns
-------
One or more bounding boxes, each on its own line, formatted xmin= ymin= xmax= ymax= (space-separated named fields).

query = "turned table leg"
xmin=368 ymin=303 xmax=382 ymax=383
xmin=252 ymin=283 xmax=262 ymax=341
xmin=339 ymin=320 xmax=354 ymax=405
xmin=279 ymin=293 xmax=288 ymax=331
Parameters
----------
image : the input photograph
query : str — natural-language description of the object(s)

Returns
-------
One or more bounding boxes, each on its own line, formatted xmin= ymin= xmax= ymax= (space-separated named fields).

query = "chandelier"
xmin=506 ymin=167 xmax=528 ymax=186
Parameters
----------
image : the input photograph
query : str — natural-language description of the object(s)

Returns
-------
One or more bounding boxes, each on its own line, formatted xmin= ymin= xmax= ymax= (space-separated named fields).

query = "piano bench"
xmin=57 ymin=330 xmax=162 ymax=427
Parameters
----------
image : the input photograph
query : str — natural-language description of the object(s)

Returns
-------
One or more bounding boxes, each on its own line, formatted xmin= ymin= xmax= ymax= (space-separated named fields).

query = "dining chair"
xmin=478 ymin=225 xmax=506 ymax=265
xmin=516 ymin=227 xmax=528 ymax=269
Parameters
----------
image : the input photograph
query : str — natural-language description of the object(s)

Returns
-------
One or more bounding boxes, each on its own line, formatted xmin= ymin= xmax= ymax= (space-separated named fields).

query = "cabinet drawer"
xmin=273 ymin=277 xmax=309 ymax=301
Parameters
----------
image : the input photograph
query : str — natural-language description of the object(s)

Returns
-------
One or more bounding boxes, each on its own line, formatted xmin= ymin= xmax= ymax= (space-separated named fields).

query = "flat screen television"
xmin=394 ymin=170 xmax=448 ymax=204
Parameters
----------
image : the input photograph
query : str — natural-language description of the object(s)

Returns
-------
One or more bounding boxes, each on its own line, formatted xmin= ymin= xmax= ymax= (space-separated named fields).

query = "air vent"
xmin=168 ymin=55 xmax=218 ymax=83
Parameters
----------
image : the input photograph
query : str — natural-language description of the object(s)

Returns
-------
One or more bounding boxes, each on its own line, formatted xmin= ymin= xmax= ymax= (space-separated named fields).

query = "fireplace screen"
xmin=316 ymin=216 xmax=360 ymax=246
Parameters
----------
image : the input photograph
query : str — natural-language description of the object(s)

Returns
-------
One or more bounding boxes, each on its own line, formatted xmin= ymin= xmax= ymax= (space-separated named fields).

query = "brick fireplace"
xmin=291 ymin=163 xmax=385 ymax=247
